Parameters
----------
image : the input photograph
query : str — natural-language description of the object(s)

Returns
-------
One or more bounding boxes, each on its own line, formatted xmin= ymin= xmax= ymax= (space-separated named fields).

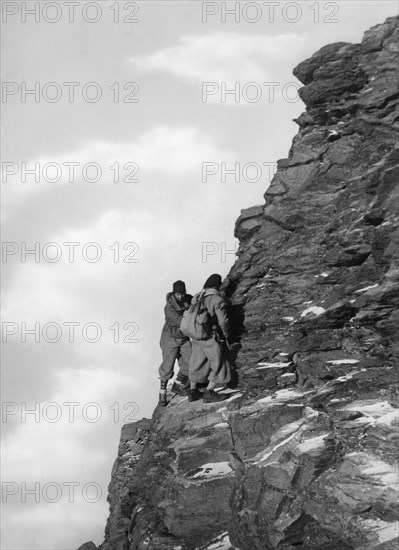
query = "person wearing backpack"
xmin=158 ymin=280 xmax=192 ymax=407
xmin=183 ymin=273 xmax=232 ymax=404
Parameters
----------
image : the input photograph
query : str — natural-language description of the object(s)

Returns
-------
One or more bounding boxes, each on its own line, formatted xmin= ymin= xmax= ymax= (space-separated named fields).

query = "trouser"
xmin=158 ymin=330 xmax=192 ymax=383
xmin=189 ymin=336 xmax=231 ymax=385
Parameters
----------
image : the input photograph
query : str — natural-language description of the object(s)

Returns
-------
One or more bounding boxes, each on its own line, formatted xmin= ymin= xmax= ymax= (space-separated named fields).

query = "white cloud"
xmin=1 ymin=366 xmax=138 ymax=549
xmin=2 ymin=125 xmax=232 ymax=188
xmin=1 ymin=214 xmax=163 ymax=546
xmin=2 ymin=366 xmax=136 ymax=476
xmin=2 ymin=126 xmax=234 ymax=223
xmin=3 ymin=502 xmax=107 ymax=550
xmin=2 ymin=210 xmax=150 ymax=321
xmin=131 ymin=32 xmax=309 ymax=83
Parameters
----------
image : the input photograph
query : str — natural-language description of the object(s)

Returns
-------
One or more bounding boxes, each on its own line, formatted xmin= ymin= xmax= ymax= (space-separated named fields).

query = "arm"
xmin=164 ymin=302 xmax=183 ymax=328
xmin=212 ymin=296 xmax=230 ymax=341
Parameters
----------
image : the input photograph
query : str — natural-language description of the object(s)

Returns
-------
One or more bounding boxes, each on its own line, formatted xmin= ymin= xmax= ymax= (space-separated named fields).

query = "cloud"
xmin=2 ymin=366 xmax=136 ymax=476
xmin=1 ymin=366 xmax=133 ymax=549
xmin=3 ymin=502 xmax=107 ymax=550
xmin=1 ymin=208 xmax=162 ymax=425
xmin=2 ymin=210 xmax=151 ymax=322
xmin=2 ymin=125 xmax=232 ymax=187
xmin=2 ymin=125 xmax=234 ymax=224
xmin=131 ymin=32 xmax=309 ymax=83
xmin=1 ymin=209 xmax=163 ymax=548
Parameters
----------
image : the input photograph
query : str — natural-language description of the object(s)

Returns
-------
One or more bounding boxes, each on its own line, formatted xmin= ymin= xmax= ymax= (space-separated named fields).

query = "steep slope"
xmin=80 ymin=15 xmax=399 ymax=550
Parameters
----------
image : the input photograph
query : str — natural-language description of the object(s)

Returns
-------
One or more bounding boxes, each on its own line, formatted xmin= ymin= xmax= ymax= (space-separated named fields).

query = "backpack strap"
xmin=188 ymin=291 xmax=205 ymax=318
xmin=199 ymin=289 xmax=220 ymax=321
xmin=193 ymin=288 xmax=218 ymax=314
xmin=197 ymin=290 xmax=208 ymax=312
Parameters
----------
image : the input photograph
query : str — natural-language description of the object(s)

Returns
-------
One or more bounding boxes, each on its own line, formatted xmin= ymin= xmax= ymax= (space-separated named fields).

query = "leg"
xmin=177 ymin=338 xmax=192 ymax=379
xmin=201 ymin=338 xmax=229 ymax=403
xmin=203 ymin=338 xmax=231 ymax=386
xmin=171 ymin=339 xmax=192 ymax=395
xmin=158 ymin=331 xmax=180 ymax=407
xmin=188 ymin=341 xmax=208 ymax=402
xmin=158 ymin=331 xmax=180 ymax=384
xmin=203 ymin=339 xmax=222 ymax=391
xmin=189 ymin=340 xmax=210 ymax=384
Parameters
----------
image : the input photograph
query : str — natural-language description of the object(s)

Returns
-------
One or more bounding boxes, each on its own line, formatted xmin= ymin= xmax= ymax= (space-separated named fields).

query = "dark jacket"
xmin=163 ymin=292 xmax=192 ymax=339
xmin=202 ymin=288 xmax=230 ymax=341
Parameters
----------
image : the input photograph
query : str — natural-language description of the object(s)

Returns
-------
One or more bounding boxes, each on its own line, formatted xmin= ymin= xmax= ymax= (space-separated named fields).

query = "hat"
xmin=172 ymin=280 xmax=186 ymax=294
xmin=203 ymin=274 xmax=222 ymax=289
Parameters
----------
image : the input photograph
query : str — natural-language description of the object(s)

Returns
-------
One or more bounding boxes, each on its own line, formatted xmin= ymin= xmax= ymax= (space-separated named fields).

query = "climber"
xmin=187 ymin=274 xmax=233 ymax=404
xmin=158 ymin=280 xmax=192 ymax=407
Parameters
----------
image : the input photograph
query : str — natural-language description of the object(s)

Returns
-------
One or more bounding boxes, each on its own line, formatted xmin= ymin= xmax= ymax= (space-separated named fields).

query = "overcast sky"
xmin=1 ymin=1 xmax=397 ymax=548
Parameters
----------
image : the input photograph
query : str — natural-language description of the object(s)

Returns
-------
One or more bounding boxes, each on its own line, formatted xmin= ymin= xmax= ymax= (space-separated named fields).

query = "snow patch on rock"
xmin=253 ymin=430 xmax=298 ymax=465
xmin=358 ymin=519 xmax=399 ymax=546
xmin=196 ymin=531 xmax=236 ymax=550
xmin=375 ymin=410 xmax=399 ymax=427
xmin=300 ymin=306 xmax=326 ymax=317
xmin=362 ymin=459 xmax=398 ymax=488
xmin=257 ymin=388 xmax=313 ymax=404
xmin=346 ymin=452 xmax=398 ymax=489
xmin=334 ymin=370 xmax=365 ymax=382
xmin=187 ymin=462 xmax=233 ymax=480
xmin=256 ymin=362 xmax=289 ymax=370
xmin=225 ymin=392 xmax=243 ymax=402
xmin=213 ymin=422 xmax=229 ymax=429
xmin=354 ymin=284 xmax=379 ymax=293
xmin=326 ymin=359 xmax=360 ymax=365
xmin=341 ymin=400 xmax=396 ymax=419
xmin=252 ymin=416 xmax=309 ymax=465
xmin=297 ymin=433 xmax=328 ymax=453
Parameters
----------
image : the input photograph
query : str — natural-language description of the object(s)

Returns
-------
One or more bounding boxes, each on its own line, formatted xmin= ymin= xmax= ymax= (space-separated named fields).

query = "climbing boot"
xmin=176 ymin=374 xmax=190 ymax=389
xmin=176 ymin=373 xmax=189 ymax=384
xmin=158 ymin=393 xmax=168 ymax=407
xmin=171 ymin=380 xmax=189 ymax=396
xmin=203 ymin=390 xmax=226 ymax=404
xmin=188 ymin=389 xmax=202 ymax=402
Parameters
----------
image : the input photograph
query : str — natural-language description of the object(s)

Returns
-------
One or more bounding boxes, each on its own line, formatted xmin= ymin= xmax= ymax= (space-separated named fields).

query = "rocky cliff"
xmin=80 ymin=16 xmax=399 ymax=550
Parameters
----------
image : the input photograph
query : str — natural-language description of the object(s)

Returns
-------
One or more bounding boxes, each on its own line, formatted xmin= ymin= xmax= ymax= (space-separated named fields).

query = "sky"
xmin=1 ymin=1 xmax=397 ymax=549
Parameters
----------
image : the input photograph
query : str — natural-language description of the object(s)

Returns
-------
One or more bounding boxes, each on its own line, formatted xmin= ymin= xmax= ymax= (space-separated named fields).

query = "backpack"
xmin=180 ymin=290 xmax=212 ymax=340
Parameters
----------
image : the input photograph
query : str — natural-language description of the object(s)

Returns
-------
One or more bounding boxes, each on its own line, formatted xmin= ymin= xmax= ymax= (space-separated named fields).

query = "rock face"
xmin=83 ymin=16 xmax=399 ymax=550
xmin=77 ymin=543 xmax=98 ymax=550
xmin=100 ymin=420 xmax=152 ymax=550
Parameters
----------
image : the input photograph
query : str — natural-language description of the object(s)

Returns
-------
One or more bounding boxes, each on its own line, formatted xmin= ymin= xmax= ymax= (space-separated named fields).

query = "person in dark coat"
xmin=158 ymin=280 xmax=192 ymax=407
xmin=188 ymin=274 xmax=232 ymax=404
